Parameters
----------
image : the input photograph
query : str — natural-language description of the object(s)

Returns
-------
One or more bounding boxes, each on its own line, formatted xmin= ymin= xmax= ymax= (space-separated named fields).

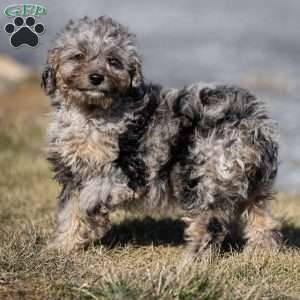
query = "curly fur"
xmin=42 ymin=16 xmax=282 ymax=253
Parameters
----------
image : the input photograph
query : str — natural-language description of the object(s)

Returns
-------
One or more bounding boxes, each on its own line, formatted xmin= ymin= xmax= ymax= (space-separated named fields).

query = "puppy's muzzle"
xmin=89 ymin=73 xmax=104 ymax=86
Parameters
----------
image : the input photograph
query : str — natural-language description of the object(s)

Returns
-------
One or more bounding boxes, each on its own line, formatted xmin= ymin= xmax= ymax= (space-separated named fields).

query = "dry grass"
xmin=0 ymin=82 xmax=300 ymax=300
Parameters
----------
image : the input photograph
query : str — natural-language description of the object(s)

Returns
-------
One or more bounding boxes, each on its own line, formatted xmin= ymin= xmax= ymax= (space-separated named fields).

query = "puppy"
xmin=42 ymin=16 xmax=282 ymax=253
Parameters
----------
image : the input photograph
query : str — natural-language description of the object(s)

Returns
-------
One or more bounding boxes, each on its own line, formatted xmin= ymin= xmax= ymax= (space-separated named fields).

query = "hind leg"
xmin=183 ymin=208 xmax=230 ymax=253
xmin=177 ymin=137 xmax=250 ymax=254
xmin=243 ymin=200 xmax=282 ymax=250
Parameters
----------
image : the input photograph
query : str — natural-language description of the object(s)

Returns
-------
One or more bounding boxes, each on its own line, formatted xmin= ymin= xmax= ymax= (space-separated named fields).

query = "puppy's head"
xmin=42 ymin=16 xmax=144 ymax=108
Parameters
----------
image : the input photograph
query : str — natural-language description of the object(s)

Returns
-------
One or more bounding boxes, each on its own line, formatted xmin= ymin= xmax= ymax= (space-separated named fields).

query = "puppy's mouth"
xmin=75 ymin=88 xmax=115 ymax=103
xmin=72 ymin=88 xmax=115 ymax=108
xmin=77 ymin=88 xmax=109 ymax=96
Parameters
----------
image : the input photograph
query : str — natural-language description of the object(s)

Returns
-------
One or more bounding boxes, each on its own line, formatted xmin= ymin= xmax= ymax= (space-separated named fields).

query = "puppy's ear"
xmin=42 ymin=65 xmax=56 ymax=96
xmin=41 ymin=48 xmax=60 ymax=96
xmin=130 ymin=59 xmax=145 ymax=99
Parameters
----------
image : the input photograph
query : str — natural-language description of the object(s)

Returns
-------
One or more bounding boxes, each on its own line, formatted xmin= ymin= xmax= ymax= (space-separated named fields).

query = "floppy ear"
xmin=41 ymin=65 xmax=56 ymax=96
xmin=41 ymin=48 xmax=60 ymax=96
xmin=130 ymin=59 xmax=145 ymax=98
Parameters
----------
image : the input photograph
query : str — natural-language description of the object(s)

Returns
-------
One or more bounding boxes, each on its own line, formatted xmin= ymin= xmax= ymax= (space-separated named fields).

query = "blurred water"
xmin=0 ymin=0 xmax=299 ymax=191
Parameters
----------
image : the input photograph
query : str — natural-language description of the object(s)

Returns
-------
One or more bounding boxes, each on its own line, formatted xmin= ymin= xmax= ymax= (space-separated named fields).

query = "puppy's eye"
xmin=71 ymin=53 xmax=85 ymax=61
xmin=107 ymin=57 xmax=123 ymax=69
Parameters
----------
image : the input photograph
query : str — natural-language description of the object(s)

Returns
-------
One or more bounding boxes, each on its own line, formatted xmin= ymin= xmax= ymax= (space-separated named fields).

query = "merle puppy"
xmin=42 ymin=16 xmax=281 ymax=253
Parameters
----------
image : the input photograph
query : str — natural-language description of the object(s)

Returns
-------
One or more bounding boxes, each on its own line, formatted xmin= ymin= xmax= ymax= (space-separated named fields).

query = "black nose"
xmin=89 ymin=73 xmax=104 ymax=86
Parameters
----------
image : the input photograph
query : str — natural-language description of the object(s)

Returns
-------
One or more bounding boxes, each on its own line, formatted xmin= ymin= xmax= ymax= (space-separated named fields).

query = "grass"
xmin=0 ymin=82 xmax=300 ymax=299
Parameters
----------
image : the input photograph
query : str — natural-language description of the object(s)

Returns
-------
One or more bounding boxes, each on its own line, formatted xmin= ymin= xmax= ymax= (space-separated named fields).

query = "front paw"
xmin=79 ymin=179 xmax=136 ymax=217
xmin=49 ymin=213 xmax=111 ymax=253
xmin=108 ymin=184 xmax=136 ymax=206
xmin=79 ymin=180 xmax=108 ymax=217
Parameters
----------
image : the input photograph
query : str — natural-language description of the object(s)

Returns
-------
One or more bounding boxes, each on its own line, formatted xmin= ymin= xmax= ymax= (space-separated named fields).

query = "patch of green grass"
xmin=0 ymin=115 xmax=300 ymax=300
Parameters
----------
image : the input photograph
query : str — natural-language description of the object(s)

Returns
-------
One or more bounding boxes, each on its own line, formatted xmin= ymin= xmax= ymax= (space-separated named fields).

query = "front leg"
xmin=51 ymin=167 xmax=135 ymax=253
xmin=51 ymin=188 xmax=111 ymax=253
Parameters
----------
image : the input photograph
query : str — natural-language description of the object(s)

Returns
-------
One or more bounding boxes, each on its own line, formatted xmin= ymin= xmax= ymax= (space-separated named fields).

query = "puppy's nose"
xmin=89 ymin=73 xmax=104 ymax=86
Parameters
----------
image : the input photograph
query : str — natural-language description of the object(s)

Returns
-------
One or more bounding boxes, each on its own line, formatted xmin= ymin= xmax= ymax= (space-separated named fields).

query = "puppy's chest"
xmin=49 ymin=109 xmax=125 ymax=171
